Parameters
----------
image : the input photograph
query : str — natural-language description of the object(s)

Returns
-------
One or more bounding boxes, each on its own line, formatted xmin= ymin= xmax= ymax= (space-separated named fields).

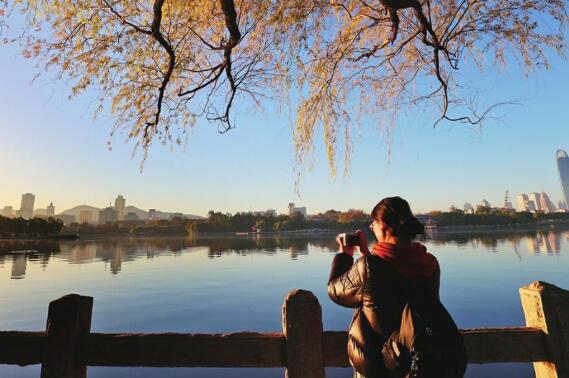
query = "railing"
xmin=1 ymin=281 xmax=568 ymax=378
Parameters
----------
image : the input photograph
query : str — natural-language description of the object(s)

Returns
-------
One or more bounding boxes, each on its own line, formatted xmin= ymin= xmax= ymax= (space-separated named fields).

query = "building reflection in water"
xmin=526 ymin=232 xmax=561 ymax=256
xmin=1 ymin=230 xmax=567 ymax=279
xmin=11 ymin=254 xmax=27 ymax=279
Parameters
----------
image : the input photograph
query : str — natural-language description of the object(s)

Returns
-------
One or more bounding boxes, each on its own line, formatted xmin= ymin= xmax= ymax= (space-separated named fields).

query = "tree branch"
xmin=144 ymin=0 xmax=176 ymax=142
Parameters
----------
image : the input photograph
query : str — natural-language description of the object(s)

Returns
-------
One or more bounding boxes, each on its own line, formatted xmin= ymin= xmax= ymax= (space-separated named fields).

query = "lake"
xmin=1 ymin=229 xmax=568 ymax=377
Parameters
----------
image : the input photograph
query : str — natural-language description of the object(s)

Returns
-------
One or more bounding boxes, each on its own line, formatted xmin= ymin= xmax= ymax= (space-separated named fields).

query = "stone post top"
xmin=520 ymin=281 xmax=569 ymax=295
xmin=284 ymin=289 xmax=318 ymax=302
xmin=52 ymin=294 xmax=93 ymax=302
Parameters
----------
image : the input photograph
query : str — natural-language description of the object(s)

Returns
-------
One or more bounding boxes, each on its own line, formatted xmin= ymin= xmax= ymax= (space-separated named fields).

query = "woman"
xmin=328 ymin=197 xmax=440 ymax=378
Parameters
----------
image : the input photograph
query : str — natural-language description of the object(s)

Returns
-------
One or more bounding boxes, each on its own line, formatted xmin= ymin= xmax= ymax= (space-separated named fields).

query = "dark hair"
xmin=371 ymin=196 xmax=424 ymax=240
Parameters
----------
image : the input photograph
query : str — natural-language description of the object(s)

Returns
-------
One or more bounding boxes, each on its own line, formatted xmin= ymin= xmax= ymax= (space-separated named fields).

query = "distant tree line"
xmin=430 ymin=206 xmax=569 ymax=227
xmin=41 ymin=207 xmax=569 ymax=237
xmin=187 ymin=209 xmax=371 ymax=234
xmin=0 ymin=216 xmax=64 ymax=237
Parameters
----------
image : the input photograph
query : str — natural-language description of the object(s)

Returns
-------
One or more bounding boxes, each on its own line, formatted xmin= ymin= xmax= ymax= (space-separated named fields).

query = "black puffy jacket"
xmin=327 ymin=252 xmax=440 ymax=377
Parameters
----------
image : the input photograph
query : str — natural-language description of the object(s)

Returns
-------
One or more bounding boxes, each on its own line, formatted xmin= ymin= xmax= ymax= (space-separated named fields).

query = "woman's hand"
xmin=336 ymin=234 xmax=356 ymax=256
xmin=336 ymin=230 xmax=370 ymax=257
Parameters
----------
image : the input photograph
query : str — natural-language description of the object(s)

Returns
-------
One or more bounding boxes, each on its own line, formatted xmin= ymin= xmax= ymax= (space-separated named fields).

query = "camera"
xmin=339 ymin=232 xmax=360 ymax=247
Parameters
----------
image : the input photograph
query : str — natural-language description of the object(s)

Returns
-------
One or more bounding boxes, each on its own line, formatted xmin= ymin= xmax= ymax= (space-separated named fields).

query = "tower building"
xmin=503 ymin=191 xmax=512 ymax=210
xmin=19 ymin=193 xmax=35 ymax=220
xmin=557 ymin=149 xmax=569 ymax=208
xmin=47 ymin=202 xmax=55 ymax=217
xmin=115 ymin=195 xmax=126 ymax=221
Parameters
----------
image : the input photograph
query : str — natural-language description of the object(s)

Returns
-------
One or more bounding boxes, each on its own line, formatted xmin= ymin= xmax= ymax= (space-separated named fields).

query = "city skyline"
xmin=1 ymin=183 xmax=565 ymax=222
xmin=1 ymin=34 xmax=569 ymax=215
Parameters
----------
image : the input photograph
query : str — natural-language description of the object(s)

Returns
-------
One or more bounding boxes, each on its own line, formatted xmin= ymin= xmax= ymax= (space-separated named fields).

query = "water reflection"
xmin=427 ymin=230 xmax=565 ymax=256
xmin=1 ymin=230 xmax=567 ymax=279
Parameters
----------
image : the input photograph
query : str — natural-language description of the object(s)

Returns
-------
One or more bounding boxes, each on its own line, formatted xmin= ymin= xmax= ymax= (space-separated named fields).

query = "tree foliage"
xmin=431 ymin=208 xmax=569 ymax=226
xmin=0 ymin=216 xmax=64 ymax=237
xmin=1 ymin=0 xmax=566 ymax=171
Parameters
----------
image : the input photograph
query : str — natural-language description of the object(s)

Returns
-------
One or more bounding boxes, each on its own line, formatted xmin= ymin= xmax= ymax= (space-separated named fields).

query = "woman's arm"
xmin=327 ymin=254 xmax=366 ymax=308
xmin=432 ymin=257 xmax=441 ymax=301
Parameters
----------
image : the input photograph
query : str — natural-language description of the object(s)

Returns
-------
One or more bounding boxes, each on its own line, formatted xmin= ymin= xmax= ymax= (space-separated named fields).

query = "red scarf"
xmin=371 ymin=242 xmax=437 ymax=278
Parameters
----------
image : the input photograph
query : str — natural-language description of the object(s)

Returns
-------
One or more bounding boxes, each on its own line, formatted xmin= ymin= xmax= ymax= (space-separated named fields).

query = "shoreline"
xmin=2 ymin=221 xmax=569 ymax=241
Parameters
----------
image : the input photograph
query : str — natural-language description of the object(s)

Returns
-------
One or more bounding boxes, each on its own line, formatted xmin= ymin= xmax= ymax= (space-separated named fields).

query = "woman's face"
xmin=369 ymin=219 xmax=386 ymax=242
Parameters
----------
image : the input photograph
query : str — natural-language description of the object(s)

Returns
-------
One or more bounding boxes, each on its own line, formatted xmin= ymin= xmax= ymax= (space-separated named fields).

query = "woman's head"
xmin=371 ymin=197 xmax=424 ymax=242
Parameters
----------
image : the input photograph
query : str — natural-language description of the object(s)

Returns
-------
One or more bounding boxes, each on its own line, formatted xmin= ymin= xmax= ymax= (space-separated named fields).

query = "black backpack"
xmin=380 ymin=293 xmax=467 ymax=378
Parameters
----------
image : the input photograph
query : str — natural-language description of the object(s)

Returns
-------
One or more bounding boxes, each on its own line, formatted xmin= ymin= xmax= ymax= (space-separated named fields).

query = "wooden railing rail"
xmin=0 ymin=281 xmax=568 ymax=378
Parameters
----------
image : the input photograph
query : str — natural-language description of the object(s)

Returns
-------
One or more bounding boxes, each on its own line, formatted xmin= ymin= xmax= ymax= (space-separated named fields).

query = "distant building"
xmin=246 ymin=209 xmax=277 ymax=217
xmin=516 ymin=194 xmax=530 ymax=212
xmin=56 ymin=214 xmax=76 ymax=225
xmin=148 ymin=209 xmax=157 ymax=220
xmin=79 ymin=210 xmax=94 ymax=224
xmin=99 ymin=207 xmax=118 ymax=223
xmin=463 ymin=203 xmax=473 ymax=213
xmin=558 ymin=200 xmax=566 ymax=211
xmin=528 ymin=193 xmax=542 ymax=211
xmin=115 ymin=195 xmax=126 ymax=221
xmin=479 ymin=199 xmax=491 ymax=208
xmin=557 ymin=149 xmax=569 ymax=208
xmin=1 ymin=206 xmax=13 ymax=218
xmin=288 ymin=203 xmax=307 ymax=217
xmin=503 ymin=190 xmax=512 ymax=210
xmin=539 ymin=192 xmax=555 ymax=213
xmin=46 ymin=202 xmax=55 ymax=217
xmin=169 ymin=212 xmax=185 ymax=220
xmin=125 ymin=212 xmax=139 ymax=221
xmin=19 ymin=193 xmax=35 ymax=220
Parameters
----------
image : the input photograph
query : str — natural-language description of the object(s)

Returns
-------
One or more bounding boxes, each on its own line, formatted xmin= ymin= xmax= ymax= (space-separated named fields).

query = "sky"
xmin=1 ymin=28 xmax=568 ymax=217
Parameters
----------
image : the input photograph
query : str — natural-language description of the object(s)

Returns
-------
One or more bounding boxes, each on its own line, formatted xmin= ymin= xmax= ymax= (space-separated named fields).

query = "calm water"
xmin=1 ymin=230 xmax=569 ymax=378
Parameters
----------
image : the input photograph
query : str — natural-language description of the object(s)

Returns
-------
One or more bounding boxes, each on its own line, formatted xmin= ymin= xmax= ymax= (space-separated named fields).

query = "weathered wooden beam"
xmin=462 ymin=327 xmax=548 ymax=363
xmin=282 ymin=289 xmax=325 ymax=378
xmin=321 ymin=331 xmax=348 ymax=367
xmin=520 ymin=281 xmax=569 ymax=378
xmin=41 ymin=294 xmax=93 ymax=378
xmin=0 ymin=331 xmax=46 ymax=365
xmin=321 ymin=328 xmax=549 ymax=367
xmin=85 ymin=332 xmax=286 ymax=367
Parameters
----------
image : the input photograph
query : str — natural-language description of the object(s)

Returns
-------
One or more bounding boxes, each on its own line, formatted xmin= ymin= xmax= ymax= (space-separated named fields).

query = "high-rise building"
xmin=557 ymin=149 xmax=569 ymax=208
xmin=46 ymin=202 xmax=55 ymax=217
xmin=528 ymin=192 xmax=542 ymax=211
xmin=539 ymin=192 xmax=555 ymax=213
xmin=516 ymin=194 xmax=530 ymax=211
xmin=115 ymin=195 xmax=126 ymax=221
xmin=517 ymin=193 xmax=537 ymax=212
xmin=19 ymin=193 xmax=35 ymax=219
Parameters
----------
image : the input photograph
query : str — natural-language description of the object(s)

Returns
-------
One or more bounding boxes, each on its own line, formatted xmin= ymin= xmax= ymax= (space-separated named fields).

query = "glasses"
xmin=369 ymin=220 xmax=378 ymax=232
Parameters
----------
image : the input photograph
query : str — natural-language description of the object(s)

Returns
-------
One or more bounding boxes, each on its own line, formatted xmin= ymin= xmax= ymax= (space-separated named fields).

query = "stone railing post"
xmin=520 ymin=281 xmax=569 ymax=378
xmin=41 ymin=294 xmax=93 ymax=378
xmin=282 ymin=289 xmax=325 ymax=378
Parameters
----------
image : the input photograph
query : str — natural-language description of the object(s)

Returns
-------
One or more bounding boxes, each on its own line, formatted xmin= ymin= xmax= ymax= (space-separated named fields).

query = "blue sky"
xmin=1 ymin=34 xmax=568 ymax=216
